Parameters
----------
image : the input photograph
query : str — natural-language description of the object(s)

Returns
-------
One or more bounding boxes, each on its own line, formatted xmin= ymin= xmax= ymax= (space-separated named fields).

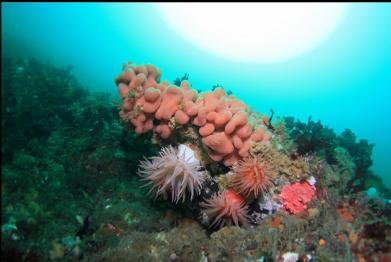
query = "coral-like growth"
xmin=280 ymin=181 xmax=316 ymax=214
xmin=200 ymin=190 xmax=250 ymax=228
xmin=115 ymin=62 xmax=272 ymax=166
xmin=232 ymin=156 xmax=273 ymax=198
xmin=284 ymin=117 xmax=377 ymax=192
xmin=337 ymin=128 xmax=375 ymax=190
xmin=283 ymin=116 xmax=338 ymax=165
xmin=138 ymin=144 xmax=204 ymax=203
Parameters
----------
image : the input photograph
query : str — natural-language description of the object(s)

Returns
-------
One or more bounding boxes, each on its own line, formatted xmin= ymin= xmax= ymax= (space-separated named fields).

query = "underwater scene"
xmin=2 ymin=3 xmax=391 ymax=262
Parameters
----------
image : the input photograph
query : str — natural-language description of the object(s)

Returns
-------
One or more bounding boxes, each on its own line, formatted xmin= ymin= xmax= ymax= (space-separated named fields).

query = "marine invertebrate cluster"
xmin=115 ymin=61 xmax=323 ymax=230
xmin=200 ymin=190 xmax=250 ymax=228
xmin=138 ymin=144 xmax=204 ymax=203
xmin=115 ymin=62 xmax=272 ymax=166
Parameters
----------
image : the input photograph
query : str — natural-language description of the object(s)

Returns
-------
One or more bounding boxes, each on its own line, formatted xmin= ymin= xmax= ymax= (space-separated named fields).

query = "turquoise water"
xmin=2 ymin=2 xmax=391 ymax=188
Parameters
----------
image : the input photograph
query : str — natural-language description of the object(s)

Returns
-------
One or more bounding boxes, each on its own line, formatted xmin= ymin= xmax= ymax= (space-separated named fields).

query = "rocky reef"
xmin=112 ymin=61 xmax=391 ymax=261
xmin=1 ymin=58 xmax=390 ymax=261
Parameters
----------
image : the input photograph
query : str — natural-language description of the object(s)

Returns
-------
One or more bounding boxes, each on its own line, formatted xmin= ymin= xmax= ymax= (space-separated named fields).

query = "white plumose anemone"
xmin=138 ymin=144 xmax=204 ymax=203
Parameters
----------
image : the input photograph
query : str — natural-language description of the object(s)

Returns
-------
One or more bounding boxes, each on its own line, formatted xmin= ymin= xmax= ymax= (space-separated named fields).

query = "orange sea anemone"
xmin=232 ymin=156 xmax=273 ymax=198
xmin=200 ymin=190 xmax=250 ymax=228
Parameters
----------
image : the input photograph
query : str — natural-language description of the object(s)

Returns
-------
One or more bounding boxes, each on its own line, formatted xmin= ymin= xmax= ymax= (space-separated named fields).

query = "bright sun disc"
xmin=157 ymin=3 xmax=349 ymax=63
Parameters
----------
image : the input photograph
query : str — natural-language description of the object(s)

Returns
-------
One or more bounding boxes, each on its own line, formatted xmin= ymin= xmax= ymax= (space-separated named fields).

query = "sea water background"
xmin=2 ymin=3 xmax=391 ymax=188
